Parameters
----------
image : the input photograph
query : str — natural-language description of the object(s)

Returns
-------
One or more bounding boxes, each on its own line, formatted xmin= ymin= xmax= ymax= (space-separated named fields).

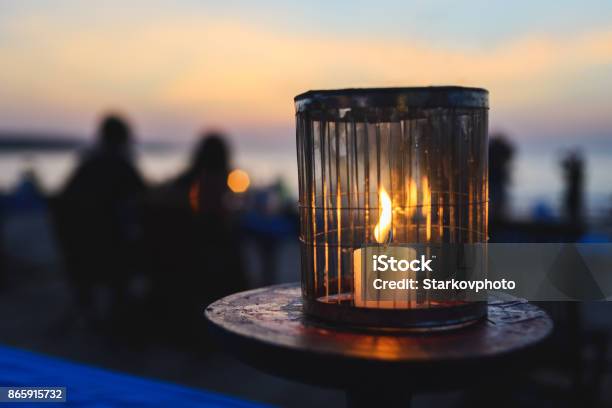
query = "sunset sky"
xmin=1 ymin=0 xmax=611 ymax=148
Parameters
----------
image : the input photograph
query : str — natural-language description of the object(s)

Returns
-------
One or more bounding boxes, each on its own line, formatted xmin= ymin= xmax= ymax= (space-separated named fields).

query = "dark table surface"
xmin=206 ymin=283 xmax=553 ymax=394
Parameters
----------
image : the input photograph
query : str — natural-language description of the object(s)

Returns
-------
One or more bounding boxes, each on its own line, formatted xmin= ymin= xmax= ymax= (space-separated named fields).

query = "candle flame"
xmin=374 ymin=187 xmax=392 ymax=244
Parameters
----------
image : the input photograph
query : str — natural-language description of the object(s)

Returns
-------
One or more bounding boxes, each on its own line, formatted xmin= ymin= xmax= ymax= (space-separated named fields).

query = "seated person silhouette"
xmin=54 ymin=115 xmax=145 ymax=329
xmin=144 ymin=132 xmax=247 ymax=348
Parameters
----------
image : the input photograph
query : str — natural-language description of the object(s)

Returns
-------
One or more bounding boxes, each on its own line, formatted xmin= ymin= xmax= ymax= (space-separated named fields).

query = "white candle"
xmin=353 ymin=245 xmax=418 ymax=308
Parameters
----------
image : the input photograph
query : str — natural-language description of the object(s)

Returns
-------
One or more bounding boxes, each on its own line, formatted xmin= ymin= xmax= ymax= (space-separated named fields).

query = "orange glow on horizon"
xmin=1 ymin=12 xmax=611 ymax=137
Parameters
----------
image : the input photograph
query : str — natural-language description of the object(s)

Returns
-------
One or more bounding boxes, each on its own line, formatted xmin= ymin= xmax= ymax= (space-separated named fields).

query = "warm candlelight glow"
xmin=422 ymin=176 xmax=431 ymax=241
xmin=408 ymin=179 xmax=418 ymax=217
xmin=374 ymin=187 xmax=392 ymax=244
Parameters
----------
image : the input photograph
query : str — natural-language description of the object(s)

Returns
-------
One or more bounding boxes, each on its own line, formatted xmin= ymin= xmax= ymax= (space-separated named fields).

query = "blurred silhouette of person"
xmin=561 ymin=150 xmax=585 ymax=226
xmin=54 ymin=114 xmax=145 ymax=330
xmin=488 ymin=134 xmax=515 ymax=222
xmin=9 ymin=167 xmax=46 ymax=212
xmin=242 ymin=178 xmax=298 ymax=285
xmin=144 ymin=131 xmax=246 ymax=348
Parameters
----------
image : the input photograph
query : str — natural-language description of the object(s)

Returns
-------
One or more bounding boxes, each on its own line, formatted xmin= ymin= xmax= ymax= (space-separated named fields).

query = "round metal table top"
xmin=205 ymin=283 xmax=553 ymax=390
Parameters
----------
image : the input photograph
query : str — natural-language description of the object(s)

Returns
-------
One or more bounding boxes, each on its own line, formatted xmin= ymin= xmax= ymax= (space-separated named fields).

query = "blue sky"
xmin=4 ymin=0 xmax=610 ymax=45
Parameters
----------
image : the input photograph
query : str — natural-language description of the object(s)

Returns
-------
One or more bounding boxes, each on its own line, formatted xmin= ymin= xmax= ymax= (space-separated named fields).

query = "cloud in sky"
xmin=0 ymin=1 xmax=611 ymax=143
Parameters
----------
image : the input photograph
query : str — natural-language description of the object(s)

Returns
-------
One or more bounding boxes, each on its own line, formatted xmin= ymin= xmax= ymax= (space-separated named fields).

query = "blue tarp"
xmin=0 ymin=345 xmax=264 ymax=407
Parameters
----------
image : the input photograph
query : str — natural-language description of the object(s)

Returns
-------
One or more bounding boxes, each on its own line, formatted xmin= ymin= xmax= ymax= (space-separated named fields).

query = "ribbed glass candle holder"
xmin=295 ymin=87 xmax=489 ymax=330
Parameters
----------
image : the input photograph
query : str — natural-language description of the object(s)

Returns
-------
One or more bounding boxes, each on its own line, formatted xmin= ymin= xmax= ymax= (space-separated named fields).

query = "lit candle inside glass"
xmin=353 ymin=186 xmax=420 ymax=308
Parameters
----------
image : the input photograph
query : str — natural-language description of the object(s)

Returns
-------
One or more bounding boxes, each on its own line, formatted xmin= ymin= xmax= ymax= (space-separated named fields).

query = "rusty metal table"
xmin=205 ymin=283 xmax=553 ymax=407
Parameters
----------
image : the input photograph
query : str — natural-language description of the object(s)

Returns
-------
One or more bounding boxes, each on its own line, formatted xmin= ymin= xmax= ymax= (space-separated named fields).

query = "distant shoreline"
xmin=0 ymin=133 xmax=177 ymax=153
xmin=0 ymin=133 xmax=83 ymax=152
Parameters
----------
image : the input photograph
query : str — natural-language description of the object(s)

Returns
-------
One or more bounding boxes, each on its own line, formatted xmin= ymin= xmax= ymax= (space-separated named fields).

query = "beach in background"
xmin=1 ymin=137 xmax=610 ymax=221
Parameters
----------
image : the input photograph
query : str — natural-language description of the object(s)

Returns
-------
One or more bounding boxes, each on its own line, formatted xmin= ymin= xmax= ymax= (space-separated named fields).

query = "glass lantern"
xmin=295 ymin=87 xmax=489 ymax=330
